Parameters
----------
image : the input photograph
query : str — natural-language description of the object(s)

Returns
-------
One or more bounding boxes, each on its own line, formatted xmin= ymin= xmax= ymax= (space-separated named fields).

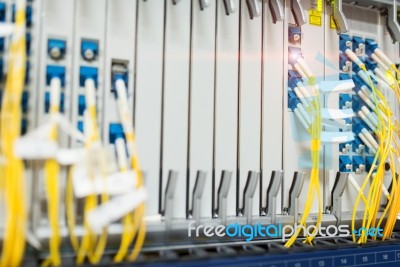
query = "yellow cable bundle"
xmin=113 ymin=79 xmax=146 ymax=262
xmin=379 ymin=66 xmax=400 ymax=239
xmin=0 ymin=0 xmax=27 ymax=266
xmin=66 ymin=79 xmax=109 ymax=265
xmin=41 ymin=77 xmax=61 ymax=267
xmin=351 ymin=66 xmax=397 ymax=244
xmin=285 ymin=76 xmax=322 ymax=248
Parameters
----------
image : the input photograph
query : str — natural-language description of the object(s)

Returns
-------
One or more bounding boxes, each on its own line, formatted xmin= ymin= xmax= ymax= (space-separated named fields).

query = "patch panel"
xmin=2 ymin=1 xmax=400 ymax=266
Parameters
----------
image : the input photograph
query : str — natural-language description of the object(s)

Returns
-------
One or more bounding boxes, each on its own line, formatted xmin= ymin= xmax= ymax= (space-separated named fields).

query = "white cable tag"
xmin=14 ymin=123 xmax=58 ymax=159
xmin=72 ymin=166 xmax=137 ymax=198
xmin=56 ymin=148 xmax=86 ymax=165
xmin=87 ymin=188 xmax=147 ymax=233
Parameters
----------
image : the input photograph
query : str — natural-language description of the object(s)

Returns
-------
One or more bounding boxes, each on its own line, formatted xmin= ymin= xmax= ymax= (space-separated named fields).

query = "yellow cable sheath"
xmin=66 ymin=167 xmax=79 ymax=252
xmin=114 ymin=80 xmax=147 ymax=260
xmin=0 ymin=1 xmax=27 ymax=266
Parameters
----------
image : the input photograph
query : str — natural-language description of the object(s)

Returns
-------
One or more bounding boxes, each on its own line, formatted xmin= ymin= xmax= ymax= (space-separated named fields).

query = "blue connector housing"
xmin=352 ymin=117 xmax=367 ymax=135
xmin=0 ymin=3 xmax=6 ymax=22
xmin=48 ymin=39 xmax=66 ymax=60
xmin=81 ymin=39 xmax=99 ymax=61
xmin=288 ymin=26 xmax=301 ymax=44
xmin=352 ymin=57 xmax=365 ymax=73
xmin=77 ymin=121 xmax=84 ymax=133
xmin=352 ymin=136 xmax=364 ymax=154
xmin=365 ymin=58 xmax=377 ymax=71
xmin=339 ymin=141 xmax=351 ymax=153
xmin=25 ymin=61 xmax=30 ymax=84
xmin=339 ymin=54 xmax=350 ymax=72
xmin=0 ymin=38 xmax=4 ymax=52
xmin=79 ymin=66 xmax=98 ymax=87
xmin=44 ymin=92 xmax=65 ymax=113
xmin=0 ymin=58 xmax=3 ymax=82
xmin=78 ymin=95 xmax=86 ymax=116
xmin=365 ymin=156 xmax=377 ymax=172
xmin=352 ymin=95 xmax=363 ymax=112
xmin=288 ymin=90 xmax=300 ymax=111
xmin=112 ymin=73 xmax=128 ymax=93
xmin=352 ymin=36 xmax=364 ymax=52
xmin=288 ymin=70 xmax=302 ymax=88
xmin=288 ymin=46 xmax=302 ymax=66
xmin=26 ymin=32 xmax=31 ymax=55
xmin=352 ymin=75 xmax=366 ymax=92
xmin=21 ymin=119 xmax=27 ymax=135
xmin=353 ymin=156 xmax=364 ymax=172
xmin=365 ymin=38 xmax=378 ymax=56
xmin=339 ymin=34 xmax=352 ymax=53
xmin=21 ymin=91 xmax=29 ymax=113
xmin=46 ymin=65 xmax=66 ymax=87
xmin=339 ymin=73 xmax=351 ymax=80
xmin=109 ymin=123 xmax=124 ymax=144
xmin=339 ymin=155 xmax=352 ymax=172
xmin=339 ymin=94 xmax=352 ymax=109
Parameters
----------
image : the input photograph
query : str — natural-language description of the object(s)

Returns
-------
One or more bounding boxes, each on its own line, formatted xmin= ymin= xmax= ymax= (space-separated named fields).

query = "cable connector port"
xmin=111 ymin=59 xmax=129 ymax=93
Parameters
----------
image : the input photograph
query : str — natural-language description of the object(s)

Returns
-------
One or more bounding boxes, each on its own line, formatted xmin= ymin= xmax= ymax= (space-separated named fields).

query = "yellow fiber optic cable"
xmin=285 ymin=76 xmax=322 ymax=247
xmin=113 ymin=79 xmax=146 ymax=262
xmin=0 ymin=0 xmax=27 ymax=266
xmin=69 ymin=79 xmax=109 ymax=265
xmin=351 ymin=65 xmax=396 ymax=244
xmin=41 ymin=78 xmax=62 ymax=267
xmin=113 ymin=138 xmax=138 ymax=262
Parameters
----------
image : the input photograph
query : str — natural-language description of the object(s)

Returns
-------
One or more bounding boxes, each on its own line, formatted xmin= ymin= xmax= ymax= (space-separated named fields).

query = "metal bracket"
xmin=288 ymin=172 xmax=305 ymax=223
xmin=331 ymin=172 xmax=349 ymax=225
xmin=189 ymin=171 xmax=207 ymax=225
xmin=242 ymin=171 xmax=259 ymax=224
xmin=291 ymin=0 xmax=307 ymax=26
xmin=387 ymin=0 xmax=400 ymax=42
xmin=246 ymin=0 xmax=261 ymax=19
xmin=329 ymin=0 xmax=350 ymax=34
xmin=216 ymin=171 xmax=232 ymax=225
xmin=199 ymin=0 xmax=210 ymax=10
xmin=162 ymin=171 xmax=178 ymax=230
xmin=266 ymin=170 xmax=283 ymax=224
xmin=269 ymin=0 xmax=284 ymax=23
xmin=223 ymin=0 xmax=236 ymax=15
